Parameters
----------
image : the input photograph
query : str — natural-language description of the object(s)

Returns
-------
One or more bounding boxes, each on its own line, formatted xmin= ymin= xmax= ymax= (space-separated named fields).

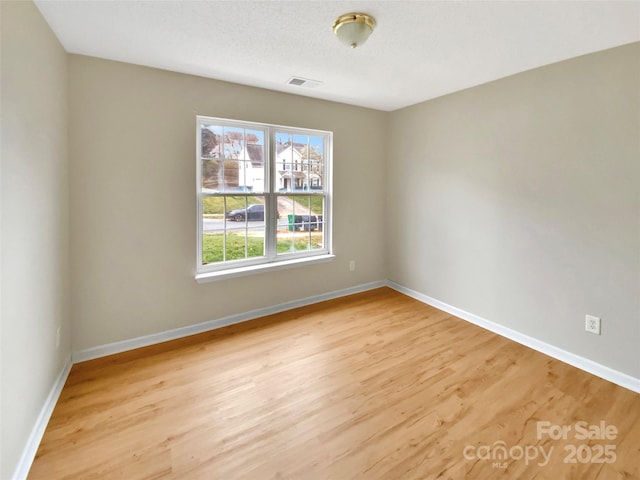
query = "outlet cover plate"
xmin=585 ymin=315 xmax=601 ymax=335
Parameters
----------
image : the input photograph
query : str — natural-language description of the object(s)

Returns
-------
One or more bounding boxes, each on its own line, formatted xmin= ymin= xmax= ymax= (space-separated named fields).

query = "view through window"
xmin=197 ymin=116 xmax=332 ymax=275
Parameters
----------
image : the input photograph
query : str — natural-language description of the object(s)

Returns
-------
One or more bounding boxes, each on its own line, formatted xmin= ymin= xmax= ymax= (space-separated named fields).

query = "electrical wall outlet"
xmin=349 ymin=260 xmax=356 ymax=272
xmin=585 ymin=315 xmax=601 ymax=335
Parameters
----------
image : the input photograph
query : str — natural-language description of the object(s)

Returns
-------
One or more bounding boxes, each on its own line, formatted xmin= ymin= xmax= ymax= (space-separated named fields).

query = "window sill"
xmin=195 ymin=254 xmax=335 ymax=283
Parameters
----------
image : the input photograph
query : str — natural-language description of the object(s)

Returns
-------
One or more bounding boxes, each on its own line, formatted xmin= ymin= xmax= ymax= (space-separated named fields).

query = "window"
xmin=196 ymin=116 xmax=332 ymax=279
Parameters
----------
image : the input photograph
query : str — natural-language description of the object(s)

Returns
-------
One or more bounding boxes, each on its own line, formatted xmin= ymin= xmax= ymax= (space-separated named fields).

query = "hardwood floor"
xmin=29 ymin=288 xmax=639 ymax=479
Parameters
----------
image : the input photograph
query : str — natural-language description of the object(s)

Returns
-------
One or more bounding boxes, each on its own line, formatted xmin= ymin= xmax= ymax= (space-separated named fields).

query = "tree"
xmin=201 ymin=127 xmax=217 ymax=157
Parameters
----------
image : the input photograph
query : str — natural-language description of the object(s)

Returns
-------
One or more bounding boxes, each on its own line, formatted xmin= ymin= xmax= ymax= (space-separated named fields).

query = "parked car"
xmin=288 ymin=214 xmax=323 ymax=231
xmin=227 ymin=204 xmax=264 ymax=222
xmin=226 ymin=204 xmax=280 ymax=222
xmin=301 ymin=215 xmax=323 ymax=231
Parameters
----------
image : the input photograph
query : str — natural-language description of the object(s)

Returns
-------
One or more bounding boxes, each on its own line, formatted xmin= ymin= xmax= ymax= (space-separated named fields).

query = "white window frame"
xmin=195 ymin=116 xmax=333 ymax=282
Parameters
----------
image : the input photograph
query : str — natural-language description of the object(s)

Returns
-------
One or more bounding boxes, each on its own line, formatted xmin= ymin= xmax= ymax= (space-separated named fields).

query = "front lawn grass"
xmin=202 ymin=232 xmax=323 ymax=263
xmin=202 ymin=196 xmax=262 ymax=215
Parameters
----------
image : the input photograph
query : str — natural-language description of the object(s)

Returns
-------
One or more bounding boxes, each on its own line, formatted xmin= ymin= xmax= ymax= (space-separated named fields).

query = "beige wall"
xmin=1 ymin=2 xmax=70 ymax=478
xmin=68 ymin=56 xmax=387 ymax=352
xmin=2 ymin=4 xmax=638 ymax=474
xmin=387 ymin=43 xmax=640 ymax=377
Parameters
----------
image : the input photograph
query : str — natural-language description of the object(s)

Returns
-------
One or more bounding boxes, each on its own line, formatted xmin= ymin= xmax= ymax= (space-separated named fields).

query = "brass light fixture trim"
xmin=332 ymin=12 xmax=377 ymax=48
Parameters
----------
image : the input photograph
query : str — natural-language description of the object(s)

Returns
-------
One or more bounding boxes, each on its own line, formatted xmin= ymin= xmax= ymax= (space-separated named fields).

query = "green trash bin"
xmin=288 ymin=214 xmax=295 ymax=231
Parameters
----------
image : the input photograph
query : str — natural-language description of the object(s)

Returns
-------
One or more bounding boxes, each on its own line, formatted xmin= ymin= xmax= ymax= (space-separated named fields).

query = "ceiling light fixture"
xmin=332 ymin=12 xmax=376 ymax=49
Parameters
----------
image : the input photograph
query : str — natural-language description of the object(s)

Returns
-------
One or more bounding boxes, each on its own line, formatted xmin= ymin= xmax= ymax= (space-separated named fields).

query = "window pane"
xmin=203 ymin=125 xmax=244 ymax=160
xmin=304 ymin=136 xmax=325 ymax=191
xmin=202 ymin=159 xmax=223 ymax=192
xmin=226 ymin=196 xmax=265 ymax=261
xmin=202 ymin=196 xmax=225 ymax=221
xmin=201 ymin=196 xmax=226 ymax=264
xmin=224 ymin=230 xmax=265 ymax=261
xmin=201 ymin=159 xmax=267 ymax=194
xmin=202 ymin=233 xmax=225 ymax=264
xmin=201 ymin=125 xmax=266 ymax=193
xmin=276 ymin=195 xmax=324 ymax=255
xmin=201 ymin=125 xmax=222 ymax=158
xmin=275 ymin=132 xmax=325 ymax=193
xmin=276 ymin=133 xmax=293 ymax=192
xmin=225 ymin=196 xmax=265 ymax=222
xmin=223 ymin=126 xmax=245 ymax=159
xmin=201 ymin=196 xmax=266 ymax=264
xmin=245 ymin=129 xmax=265 ymax=193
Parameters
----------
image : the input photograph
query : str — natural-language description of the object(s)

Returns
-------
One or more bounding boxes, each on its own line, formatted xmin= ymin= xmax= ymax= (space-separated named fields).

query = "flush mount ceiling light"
xmin=332 ymin=12 xmax=376 ymax=49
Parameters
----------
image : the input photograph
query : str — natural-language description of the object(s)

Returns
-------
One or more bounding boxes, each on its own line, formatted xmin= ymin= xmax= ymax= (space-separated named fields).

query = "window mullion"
xmin=265 ymin=128 xmax=277 ymax=261
xmin=223 ymin=196 xmax=227 ymax=262
xmin=197 ymin=191 xmax=203 ymax=268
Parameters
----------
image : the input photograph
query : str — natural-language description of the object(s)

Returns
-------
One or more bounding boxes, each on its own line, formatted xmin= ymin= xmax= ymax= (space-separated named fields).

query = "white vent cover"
xmin=287 ymin=76 xmax=323 ymax=88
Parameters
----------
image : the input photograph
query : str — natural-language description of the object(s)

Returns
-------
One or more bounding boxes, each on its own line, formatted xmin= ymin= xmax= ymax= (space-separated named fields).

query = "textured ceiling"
xmin=35 ymin=1 xmax=640 ymax=111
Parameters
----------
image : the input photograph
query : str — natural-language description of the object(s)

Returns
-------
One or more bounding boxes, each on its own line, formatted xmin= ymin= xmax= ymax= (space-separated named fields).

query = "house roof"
xmin=209 ymin=142 xmax=263 ymax=166
xmin=246 ymin=144 xmax=263 ymax=166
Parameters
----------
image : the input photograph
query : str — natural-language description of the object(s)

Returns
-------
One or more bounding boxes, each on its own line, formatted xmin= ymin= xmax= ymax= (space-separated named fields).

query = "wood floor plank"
xmin=28 ymin=288 xmax=639 ymax=479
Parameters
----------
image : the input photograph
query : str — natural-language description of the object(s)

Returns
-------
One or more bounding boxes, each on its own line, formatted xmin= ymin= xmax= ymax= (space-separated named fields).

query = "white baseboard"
xmin=72 ymin=280 xmax=387 ymax=363
xmin=12 ymin=357 xmax=72 ymax=480
xmin=387 ymin=281 xmax=640 ymax=394
xmin=72 ymin=279 xmax=640 ymax=394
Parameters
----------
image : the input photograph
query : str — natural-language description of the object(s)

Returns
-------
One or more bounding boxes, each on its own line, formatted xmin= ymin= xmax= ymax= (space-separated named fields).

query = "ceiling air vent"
xmin=287 ymin=76 xmax=323 ymax=88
